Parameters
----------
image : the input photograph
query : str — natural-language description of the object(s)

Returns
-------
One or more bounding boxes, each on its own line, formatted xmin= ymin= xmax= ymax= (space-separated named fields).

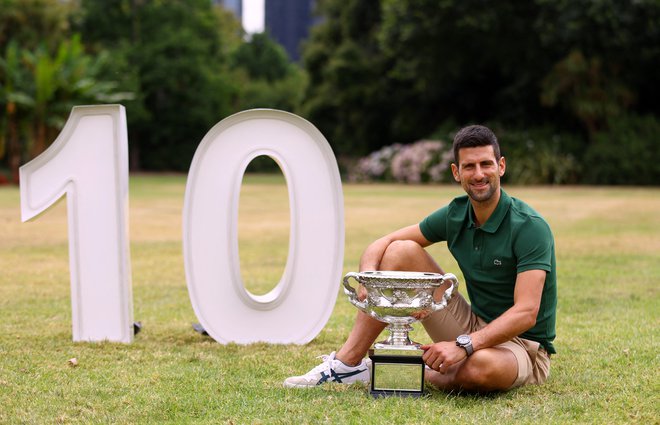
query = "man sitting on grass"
xmin=284 ymin=124 xmax=557 ymax=392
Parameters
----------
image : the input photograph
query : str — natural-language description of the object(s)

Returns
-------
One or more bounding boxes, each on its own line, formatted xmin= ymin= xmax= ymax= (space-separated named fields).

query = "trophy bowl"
xmin=343 ymin=270 xmax=459 ymax=397
xmin=343 ymin=270 xmax=458 ymax=349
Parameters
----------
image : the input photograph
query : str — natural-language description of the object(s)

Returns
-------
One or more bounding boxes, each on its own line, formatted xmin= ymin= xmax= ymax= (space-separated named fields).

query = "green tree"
xmin=0 ymin=0 xmax=72 ymax=52
xmin=0 ymin=36 xmax=129 ymax=182
xmin=78 ymin=0 xmax=239 ymax=170
xmin=540 ymin=49 xmax=634 ymax=139
xmin=534 ymin=0 xmax=660 ymax=118
xmin=230 ymin=32 xmax=306 ymax=114
xmin=0 ymin=0 xmax=126 ymax=183
xmin=231 ymin=32 xmax=291 ymax=83
xmin=24 ymin=35 xmax=130 ymax=155
xmin=301 ymin=0 xmax=392 ymax=157
xmin=301 ymin=0 xmax=552 ymax=157
xmin=0 ymin=41 xmax=31 ymax=182
xmin=378 ymin=0 xmax=547 ymax=127
xmin=0 ymin=0 xmax=71 ymax=181
xmin=301 ymin=0 xmax=660 ymax=161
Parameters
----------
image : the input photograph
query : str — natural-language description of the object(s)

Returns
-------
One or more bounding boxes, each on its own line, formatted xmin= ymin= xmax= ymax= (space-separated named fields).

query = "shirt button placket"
xmin=472 ymin=230 xmax=481 ymax=266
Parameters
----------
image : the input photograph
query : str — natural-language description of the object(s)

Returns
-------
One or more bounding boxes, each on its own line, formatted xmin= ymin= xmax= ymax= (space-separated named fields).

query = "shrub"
xmin=583 ymin=114 xmax=660 ymax=185
xmin=350 ymin=127 xmax=588 ymax=185
xmin=350 ymin=140 xmax=454 ymax=183
xmin=349 ymin=144 xmax=403 ymax=182
xmin=497 ymin=127 xmax=582 ymax=185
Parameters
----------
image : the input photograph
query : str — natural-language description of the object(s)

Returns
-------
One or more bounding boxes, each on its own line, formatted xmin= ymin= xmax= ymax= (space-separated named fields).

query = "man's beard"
xmin=465 ymin=179 xmax=498 ymax=203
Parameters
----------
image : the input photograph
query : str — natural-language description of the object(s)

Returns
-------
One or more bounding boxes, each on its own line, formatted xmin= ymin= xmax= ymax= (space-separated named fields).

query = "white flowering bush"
xmin=349 ymin=143 xmax=403 ymax=182
xmin=350 ymin=139 xmax=454 ymax=183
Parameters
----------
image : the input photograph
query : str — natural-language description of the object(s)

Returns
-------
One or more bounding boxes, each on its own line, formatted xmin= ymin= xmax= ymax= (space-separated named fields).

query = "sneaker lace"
xmin=306 ymin=354 xmax=334 ymax=375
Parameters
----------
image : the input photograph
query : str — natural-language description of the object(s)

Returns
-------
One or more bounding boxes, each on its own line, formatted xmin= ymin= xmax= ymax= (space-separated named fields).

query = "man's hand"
xmin=421 ymin=341 xmax=467 ymax=373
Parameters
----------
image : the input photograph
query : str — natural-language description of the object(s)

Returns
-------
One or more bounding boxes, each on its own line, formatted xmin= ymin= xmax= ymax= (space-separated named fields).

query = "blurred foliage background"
xmin=1 ymin=0 xmax=658 ymax=185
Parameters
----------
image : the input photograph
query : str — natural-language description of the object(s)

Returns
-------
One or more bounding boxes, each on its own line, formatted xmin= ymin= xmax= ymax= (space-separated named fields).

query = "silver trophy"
xmin=343 ymin=270 xmax=458 ymax=397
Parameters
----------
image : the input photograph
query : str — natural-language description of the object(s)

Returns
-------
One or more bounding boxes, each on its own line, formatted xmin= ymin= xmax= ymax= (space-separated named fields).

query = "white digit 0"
xmin=183 ymin=109 xmax=344 ymax=344
xmin=20 ymin=105 xmax=134 ymax=343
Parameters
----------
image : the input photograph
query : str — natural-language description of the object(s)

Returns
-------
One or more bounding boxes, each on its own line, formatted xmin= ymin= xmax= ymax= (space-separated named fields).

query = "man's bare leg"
xmin=335 ymin=240 xmax=443 ymax=365
xmin=425 ymin=347 xmax=518 ymax=392
xmin=334 ymin=312 xmax=387 ymax=366
xmin=334 ymin=240 xmax=519 ymax=392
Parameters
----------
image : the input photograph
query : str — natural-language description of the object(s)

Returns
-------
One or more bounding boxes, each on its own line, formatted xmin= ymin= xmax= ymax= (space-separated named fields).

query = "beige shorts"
xmin=421 ymin=293 xmax=551 ymax=389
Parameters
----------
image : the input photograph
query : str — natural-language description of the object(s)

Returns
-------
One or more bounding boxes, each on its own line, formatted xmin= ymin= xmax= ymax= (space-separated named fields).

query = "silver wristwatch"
xmin=456 ymin=334 xmax=474 ymax=356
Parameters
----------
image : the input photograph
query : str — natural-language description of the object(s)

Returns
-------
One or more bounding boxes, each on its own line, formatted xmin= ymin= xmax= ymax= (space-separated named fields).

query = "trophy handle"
xmin=343 ymin=272 xmax=368 ymax=311
xmin=431 ymin=273 xmax=459 ymax=312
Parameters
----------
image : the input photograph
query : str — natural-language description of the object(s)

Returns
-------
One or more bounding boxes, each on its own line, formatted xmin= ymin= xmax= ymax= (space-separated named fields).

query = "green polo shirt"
xmin=419 ymin=190 xmax=557 ymax=353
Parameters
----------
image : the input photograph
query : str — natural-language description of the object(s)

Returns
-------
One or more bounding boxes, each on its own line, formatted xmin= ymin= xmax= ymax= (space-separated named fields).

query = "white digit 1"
xmin=20 ymin=105 xmax=134 ymax=343
xmin=183 ymin=109 xmax=344 ymax=344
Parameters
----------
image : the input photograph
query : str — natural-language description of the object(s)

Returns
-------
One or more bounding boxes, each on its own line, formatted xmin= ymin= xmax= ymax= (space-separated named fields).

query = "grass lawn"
xmin=1 ymin=174 xmax=658 ymax=424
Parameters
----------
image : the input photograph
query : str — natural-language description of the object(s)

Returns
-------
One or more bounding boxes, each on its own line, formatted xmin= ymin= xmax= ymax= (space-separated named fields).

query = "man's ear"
xmin=451 ymin=163 xmax=460 ymax=182
xmin=499 ymin=156 xmax=506 ymax=177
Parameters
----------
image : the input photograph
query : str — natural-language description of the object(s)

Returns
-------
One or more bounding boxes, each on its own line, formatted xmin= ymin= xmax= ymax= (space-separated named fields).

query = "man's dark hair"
xmin=452 ymin=125 xmax=501 ymax=163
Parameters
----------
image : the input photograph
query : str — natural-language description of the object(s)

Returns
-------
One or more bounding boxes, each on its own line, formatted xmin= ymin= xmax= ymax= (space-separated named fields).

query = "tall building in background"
xmin=214 ymin=0 xmax=243 ymax=21
xmin=265 ymin=0 xmax=316 ymax=62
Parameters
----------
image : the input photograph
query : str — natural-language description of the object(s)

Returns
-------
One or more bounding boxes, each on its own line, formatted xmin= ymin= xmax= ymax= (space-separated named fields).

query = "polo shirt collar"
xmin=467 ymin=189 xmax=511 ymax=233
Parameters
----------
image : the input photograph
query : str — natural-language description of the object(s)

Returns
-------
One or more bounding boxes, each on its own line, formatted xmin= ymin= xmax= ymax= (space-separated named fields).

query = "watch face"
xmin=457 ymin=335 xmax=470 ymax=345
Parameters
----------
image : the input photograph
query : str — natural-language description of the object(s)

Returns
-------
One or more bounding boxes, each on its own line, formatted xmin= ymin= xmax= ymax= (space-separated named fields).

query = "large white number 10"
xmin=20 ymin=105 xmax=344 ymax=345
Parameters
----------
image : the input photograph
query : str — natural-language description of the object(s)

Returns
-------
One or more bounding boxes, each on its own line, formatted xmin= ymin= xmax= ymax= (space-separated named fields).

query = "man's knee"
xmin=380 ymin=240 xmax=425 ymax=270
xmin=455 ymin=349 xmax=518 ymax=392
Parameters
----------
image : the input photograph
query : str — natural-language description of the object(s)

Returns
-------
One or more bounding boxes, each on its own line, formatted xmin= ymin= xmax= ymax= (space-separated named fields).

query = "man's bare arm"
xmin=470 ymin=269 xmax=546 ymax=351
xmin=422 ymin=269 xmax=546 ymax=370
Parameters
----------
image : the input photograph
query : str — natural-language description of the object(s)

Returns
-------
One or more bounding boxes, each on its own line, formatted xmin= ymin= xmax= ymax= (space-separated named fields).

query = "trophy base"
xmin=368 ymin=347 xmax=425 ymax=398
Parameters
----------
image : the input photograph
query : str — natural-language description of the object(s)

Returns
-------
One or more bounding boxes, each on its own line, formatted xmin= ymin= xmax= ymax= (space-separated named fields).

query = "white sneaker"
xmin=283 ymin=352 xmax=371 ymax=388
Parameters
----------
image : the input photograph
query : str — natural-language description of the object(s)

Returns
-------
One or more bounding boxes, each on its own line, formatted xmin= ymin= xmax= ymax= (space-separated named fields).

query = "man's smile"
xmin=470 ymin=180 xmax=490 ymax=189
